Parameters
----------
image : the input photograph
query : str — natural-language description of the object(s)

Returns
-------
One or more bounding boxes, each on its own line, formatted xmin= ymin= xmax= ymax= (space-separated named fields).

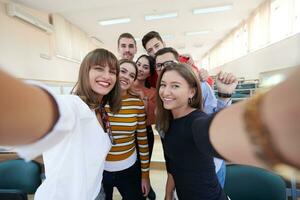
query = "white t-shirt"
xmin=4 ymin=87 xmax=111 ymax=200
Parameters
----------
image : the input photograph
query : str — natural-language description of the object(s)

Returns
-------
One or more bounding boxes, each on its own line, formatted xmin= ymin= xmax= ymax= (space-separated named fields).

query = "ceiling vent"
xmin=6 ymin=3 xmax=54 ymax=34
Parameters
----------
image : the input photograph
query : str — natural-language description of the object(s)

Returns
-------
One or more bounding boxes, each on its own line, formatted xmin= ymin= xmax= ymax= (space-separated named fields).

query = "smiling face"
xmin=159 ymin=70 xmax=195 ymax=118
xmin=136 ymin=56 xmax=151 ymax=81
xmin=119 ymin=62 xmax=137 ymax=92
xmin=89 ymin=65 xmax=117 ymax=96
xmin=155 ymin=52 xmax=177 ymax=76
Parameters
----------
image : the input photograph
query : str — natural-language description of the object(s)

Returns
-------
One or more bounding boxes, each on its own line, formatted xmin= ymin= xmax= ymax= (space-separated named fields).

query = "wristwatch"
xmin=217 ymin=92 xmax=232 ymax=98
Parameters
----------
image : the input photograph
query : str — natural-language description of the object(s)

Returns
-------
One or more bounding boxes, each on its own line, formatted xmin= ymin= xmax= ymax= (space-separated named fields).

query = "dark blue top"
xmin=162 ymin=110 xmax=227 ymax=200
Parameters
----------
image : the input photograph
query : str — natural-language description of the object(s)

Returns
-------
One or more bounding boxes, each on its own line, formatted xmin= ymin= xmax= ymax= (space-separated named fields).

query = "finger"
xmin=229 ymin=75 xmax=237 ymax=84
xmin=222 ymin=72 xmax=230 ymax=83
xmin=218 ymin=71 xmax=224 ymax=80
xmin=224 ymin=73 xmax=232 ymax=84
xmin=225 ymin=73 xmax=234 ymax=84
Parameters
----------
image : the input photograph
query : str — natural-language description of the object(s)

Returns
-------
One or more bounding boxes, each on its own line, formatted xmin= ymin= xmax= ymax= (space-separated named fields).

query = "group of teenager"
xmin=0 ymin=30 xmax=299 ymax=200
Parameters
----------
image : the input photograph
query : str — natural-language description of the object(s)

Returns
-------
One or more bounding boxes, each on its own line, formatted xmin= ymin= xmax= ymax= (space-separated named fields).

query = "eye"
xmin=171 ymin=85 xmax=179 ymax=89
xmin=130 ymin=74 xmax=136 ymax=79
xmin=110 ymin=69 xmax=117 ymax=75
xmin=143 ymin=65 xmax=149 ymax=70
xmin=160 ymin=83 xmax=166 ymax=88
xmin=94 ymin=66 xmax=104 ymax=71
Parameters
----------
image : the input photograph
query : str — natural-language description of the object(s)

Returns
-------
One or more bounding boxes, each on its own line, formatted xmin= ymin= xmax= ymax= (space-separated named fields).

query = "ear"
xmin=189 ymin=87 xmax=196 ymax=99
xmin=134 ymin=45 xmax=137 ymax=54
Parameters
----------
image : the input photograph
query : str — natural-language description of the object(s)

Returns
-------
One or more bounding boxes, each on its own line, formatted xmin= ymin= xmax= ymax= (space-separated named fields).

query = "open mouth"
xmin=96 ymin=81 xmax=111 ymax=87
xmin=120 ymin=80 xmax=129 ymax=85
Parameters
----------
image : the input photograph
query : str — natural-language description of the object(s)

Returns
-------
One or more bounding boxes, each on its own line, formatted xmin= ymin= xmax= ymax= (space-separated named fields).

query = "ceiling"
xmin=13 ymin=0 xmax=266 ymax=62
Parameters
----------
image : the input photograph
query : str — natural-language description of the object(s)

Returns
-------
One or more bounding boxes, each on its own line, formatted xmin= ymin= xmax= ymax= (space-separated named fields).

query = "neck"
xmin=121 ymin=89 xmax=127 ymax=96
xmin=172 ymin=106 xmax=196 ymax=119
xmin=98 ymin=95 xmax=103 ymax=103
xmin=134 ymin=79 xmax=146 ymax=88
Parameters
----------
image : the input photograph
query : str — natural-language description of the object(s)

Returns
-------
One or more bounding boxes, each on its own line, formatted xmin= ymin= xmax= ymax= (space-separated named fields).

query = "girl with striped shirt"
xmin=102 ymin=59 xmax=150 ymax=200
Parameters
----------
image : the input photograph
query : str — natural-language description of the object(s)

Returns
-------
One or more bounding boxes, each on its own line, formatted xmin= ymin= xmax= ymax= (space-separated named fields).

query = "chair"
xmin=224 ymin=164 xmax=286 ymax=200
xmin=0 ymin=159 xmax=41 ymax=200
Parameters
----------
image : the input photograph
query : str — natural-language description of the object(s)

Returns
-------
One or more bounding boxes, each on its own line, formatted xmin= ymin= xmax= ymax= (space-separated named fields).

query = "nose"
xmin=101 ymin=68 xmax=112 ymax=80
xmin=161 ymin=85 xmax=171 ymax=96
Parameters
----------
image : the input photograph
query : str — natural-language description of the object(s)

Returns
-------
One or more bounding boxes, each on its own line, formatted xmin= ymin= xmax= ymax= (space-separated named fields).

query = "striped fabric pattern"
xmin=105 ymin=94 xmax=150 ymax=178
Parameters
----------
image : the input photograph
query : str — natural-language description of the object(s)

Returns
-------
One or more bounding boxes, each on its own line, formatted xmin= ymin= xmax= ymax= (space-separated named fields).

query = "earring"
xmin=188 ymin=98 xmax=192 ymax=105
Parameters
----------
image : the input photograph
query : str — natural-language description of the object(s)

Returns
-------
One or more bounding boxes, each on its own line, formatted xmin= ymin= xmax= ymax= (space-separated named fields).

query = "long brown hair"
xmin=156 ymin=63 xmax=203 ymax=134
xmin=73 ymin=48 xmax=121 ymax=113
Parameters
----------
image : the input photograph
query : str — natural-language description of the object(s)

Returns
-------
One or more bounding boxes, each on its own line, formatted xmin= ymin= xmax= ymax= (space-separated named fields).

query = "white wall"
xmin=0 ymin=0 xmax=79 ymax=82
xmin=209 ymin=33 xmax=300 ymax=79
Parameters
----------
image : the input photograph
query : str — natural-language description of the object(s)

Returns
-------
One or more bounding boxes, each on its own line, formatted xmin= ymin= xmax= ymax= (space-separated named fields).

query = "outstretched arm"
xmin=210 ymin=67 xmax=300 ymax=169
xmin=0 ymin=70 xmax=58 ymax=146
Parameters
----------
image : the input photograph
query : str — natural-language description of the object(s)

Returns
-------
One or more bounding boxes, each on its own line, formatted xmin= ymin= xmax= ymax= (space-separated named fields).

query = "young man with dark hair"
xmin=118 ymin=33 xmax=137 ymax=61
xmin=142 ymin=31 xmax=214 ymax=86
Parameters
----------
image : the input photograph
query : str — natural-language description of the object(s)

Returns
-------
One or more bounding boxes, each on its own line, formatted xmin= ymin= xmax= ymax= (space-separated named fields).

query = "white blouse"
xmin=6 ymin=86 xmax=111 ymax=200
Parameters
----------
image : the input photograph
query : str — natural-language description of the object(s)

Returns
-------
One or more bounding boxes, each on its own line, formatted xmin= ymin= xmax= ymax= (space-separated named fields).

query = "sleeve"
xmin=136 ymin=102 xmax=150 ymax=179
xmin=145 ymin=88 xmax=156 ymax=125
xmin=202 ymin=82 xmax=231 ymax=114
xmin=6 ymin=83 xmax=76 ymax=161
xmin=191 ymin=113 xmax=224 ymax=159
xmin=160 ymin=137 xmax=172 ymax=173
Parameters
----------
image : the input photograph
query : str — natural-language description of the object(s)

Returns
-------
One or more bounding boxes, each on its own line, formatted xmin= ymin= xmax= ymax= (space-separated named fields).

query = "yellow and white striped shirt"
xmin=105 ymin=94 xmax=150 ymax=178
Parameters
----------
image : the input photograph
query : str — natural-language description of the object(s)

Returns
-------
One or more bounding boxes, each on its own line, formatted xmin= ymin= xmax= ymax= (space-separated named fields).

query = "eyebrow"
xmin=121 ymin=67 xmax=128 ymax=72
xmin=160 ymin=80 xmax=182 ymax=85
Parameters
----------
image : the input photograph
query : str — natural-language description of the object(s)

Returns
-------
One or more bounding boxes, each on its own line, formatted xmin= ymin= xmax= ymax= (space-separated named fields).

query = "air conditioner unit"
xmin=6 ymin=3 xmax=54 ymax=34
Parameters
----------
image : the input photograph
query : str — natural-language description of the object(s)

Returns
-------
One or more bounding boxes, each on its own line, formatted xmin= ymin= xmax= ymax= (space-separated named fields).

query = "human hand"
xmin=216 ymin=71 xmax=238 ymax=94
xmin=141 ymin=178 xmax=150 ymax=197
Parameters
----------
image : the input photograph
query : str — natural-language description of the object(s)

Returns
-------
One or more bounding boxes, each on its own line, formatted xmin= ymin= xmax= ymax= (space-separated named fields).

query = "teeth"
xmin=120 ymin=80 xmax=128 ymax=85
xmin=163 ymin=98 xmax=173 ymax=101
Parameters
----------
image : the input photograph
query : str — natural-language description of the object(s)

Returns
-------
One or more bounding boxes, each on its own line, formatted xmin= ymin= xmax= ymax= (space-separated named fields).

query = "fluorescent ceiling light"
xmin=193 ymin=44 xmax=203 ymax=48
xmin=177 ymin=45 xmax=186 ymax=49
xmin=98 ymin=18 xmax=130 ymax=26
xmin=185 ymin=30 xmax=211 ymax=36
xmin=161 ymin=34 xmax=175 ymax=40
xmin=145 ymin=12 xmax=178 ymax=21
xmin=193 ymin=5 xmax=233 ymax=14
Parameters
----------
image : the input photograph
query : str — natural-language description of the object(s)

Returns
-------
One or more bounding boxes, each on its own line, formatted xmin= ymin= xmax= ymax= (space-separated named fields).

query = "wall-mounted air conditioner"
xmin=6 ymin=3 xmax=54 ymax=34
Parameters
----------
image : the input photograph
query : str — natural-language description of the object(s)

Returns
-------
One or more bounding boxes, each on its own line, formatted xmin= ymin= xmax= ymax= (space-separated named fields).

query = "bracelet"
xmin=217 ymin=92 xmax=232 ymax=98
xmin=244 ymin=90 xmax=300 ymax=181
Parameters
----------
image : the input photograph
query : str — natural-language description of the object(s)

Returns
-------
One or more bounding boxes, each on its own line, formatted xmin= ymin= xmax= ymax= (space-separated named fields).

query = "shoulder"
xmin=57 ymin=95 xmax=93 ymax=119
xmin=191 ymin=112 xmax=216 ymax=133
